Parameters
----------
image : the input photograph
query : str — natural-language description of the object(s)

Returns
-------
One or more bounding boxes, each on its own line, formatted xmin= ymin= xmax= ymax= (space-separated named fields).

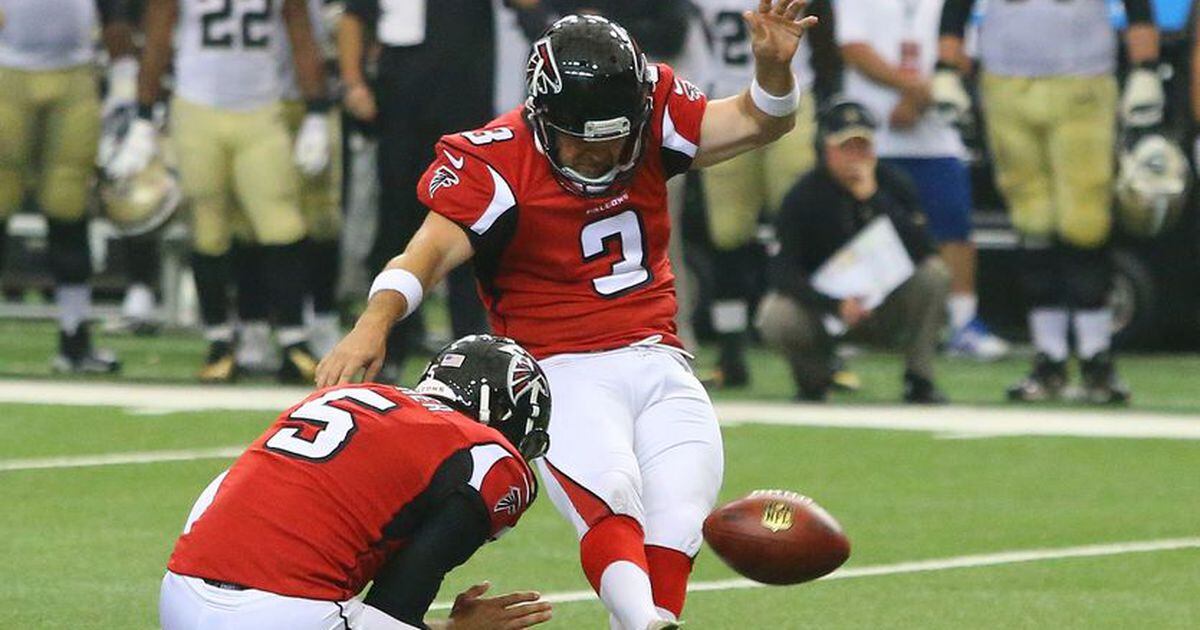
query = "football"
xmin=702 ymin=490 xmax=850 ymax=585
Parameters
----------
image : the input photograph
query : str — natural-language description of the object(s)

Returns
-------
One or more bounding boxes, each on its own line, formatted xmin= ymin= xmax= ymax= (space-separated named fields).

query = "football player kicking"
xmin=317 ymin=2 xmax=816 ymax=628
xmin=160 ymin=335 xmax=553 ymax=629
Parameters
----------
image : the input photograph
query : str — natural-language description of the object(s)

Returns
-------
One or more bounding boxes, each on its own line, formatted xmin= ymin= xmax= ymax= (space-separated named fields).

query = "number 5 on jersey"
xmin=265 ymin=389 xmax=396 ymax=461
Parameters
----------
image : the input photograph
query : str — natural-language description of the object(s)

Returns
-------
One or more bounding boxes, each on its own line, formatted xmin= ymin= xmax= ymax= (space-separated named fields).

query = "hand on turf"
xmin=745 ymin=0 xmax=819 ymax=68
xmin=447 ymin=582 xmax=552 ymax=629
xmin=315 ymin=323 xmax=388 ymax=387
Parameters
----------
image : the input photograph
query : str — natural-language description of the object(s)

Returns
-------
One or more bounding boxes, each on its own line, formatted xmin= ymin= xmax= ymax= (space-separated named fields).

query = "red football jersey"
xmin=417 ymin=63 xmax=708 ymax=358
xmin=168 ymin=384 xmax=536 ymax=601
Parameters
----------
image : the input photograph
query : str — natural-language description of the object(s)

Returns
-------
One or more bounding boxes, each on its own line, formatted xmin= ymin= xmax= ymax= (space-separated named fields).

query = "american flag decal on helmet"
xmin=527 ymin=38 xmax=563 ymax=96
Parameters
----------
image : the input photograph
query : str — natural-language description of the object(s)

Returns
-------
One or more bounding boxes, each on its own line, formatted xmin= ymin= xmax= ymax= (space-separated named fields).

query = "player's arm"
xmin=97 ymin=0 xmax=138 ymax=122
xmin=936 ymin=0 xmax=975 ymax=69
xmin=106 ymin=0 xmax=176 ymax=178
xmin=283 ymin=0 xmax=330 ymax=105
xmin=1118 ymin=0 xmax=1162 ymax=127
xmin=1121 ymin=0 xmax=1159 ymax=65
xmin=930 ymin=0 xmax=976 ymax=124
xmin=284 ymin=0 xmax=334 ymax=175
xmin=692 ymin=0 xmax=818 ymax=169
xmin=135 ymin=0 xmax=177 ymax=115
xmin=339 ymin=0 xmax=378 ymax=121
xmin=97 ymin=0 xmax=135 ymax=60
xmin=364 ymin=491 xmax=551 ymax=629
xmin=316 ymin=213 xmax=474 ymax=387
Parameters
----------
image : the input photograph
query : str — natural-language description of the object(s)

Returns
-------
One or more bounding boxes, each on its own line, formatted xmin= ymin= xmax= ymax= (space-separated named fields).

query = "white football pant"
xmin=536 ymin=341 xmax=725 ymax=555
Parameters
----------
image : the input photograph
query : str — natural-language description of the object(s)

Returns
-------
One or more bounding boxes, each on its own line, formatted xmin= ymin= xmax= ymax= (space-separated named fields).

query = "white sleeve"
xmin=834 ymin=0 xmax=874 ymax=45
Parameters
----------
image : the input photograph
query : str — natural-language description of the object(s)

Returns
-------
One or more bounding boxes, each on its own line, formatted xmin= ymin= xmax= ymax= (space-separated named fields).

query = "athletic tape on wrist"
xmin=750 ymin=77 xmax=800 ymax=117
xmin=368 ymin=269 xmax=424 ymax=319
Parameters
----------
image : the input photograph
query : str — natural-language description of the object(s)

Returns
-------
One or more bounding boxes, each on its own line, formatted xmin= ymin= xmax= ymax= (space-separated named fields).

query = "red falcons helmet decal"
xmin=527 ymin=38 xmax=563 ymax=96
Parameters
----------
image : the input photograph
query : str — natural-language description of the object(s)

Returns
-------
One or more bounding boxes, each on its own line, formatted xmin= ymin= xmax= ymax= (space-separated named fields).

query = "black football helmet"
xmin=414 ymin=335 xmax=551 ymax=461
xmin=525 ymin=14 xmax=654 ymax=197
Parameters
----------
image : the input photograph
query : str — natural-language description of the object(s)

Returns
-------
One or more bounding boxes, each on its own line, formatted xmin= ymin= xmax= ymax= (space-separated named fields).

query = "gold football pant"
xmin=0 ymin=64 xmax=99 ymax=222
xmin=230 ymin=101 xmax=342 ymax=244
xmin=981 ymin=73 xmax=1116 ymax=249
xmin=170 ymin=97 xmax=305 ymax=256
xmin=702 ymin=92 xmax=816 ymax=249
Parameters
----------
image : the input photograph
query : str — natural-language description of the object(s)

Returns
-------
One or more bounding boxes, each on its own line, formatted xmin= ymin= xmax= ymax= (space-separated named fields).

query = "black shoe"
xmin=279 ymin=342 xmax=318 ymax=384
xmin=1007 ymin=353 xmax=1067 ymax=402
xmin=795 ymin=389 xmax=828 ymax=402
xmin=903 ymin=371 xmax=947 ymax=404
xmin=1079 ymin=351 xmax=1131 ymax=405
xmin=198 ymin=340 xmax=238 ymax=383
xmin=52 ymin=326 xmax=120 ymax=374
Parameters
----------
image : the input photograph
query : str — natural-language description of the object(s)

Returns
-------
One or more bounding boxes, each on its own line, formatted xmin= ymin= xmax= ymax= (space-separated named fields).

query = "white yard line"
xmin=0 ymin=446 xmax=244 ymax=471
xmin=2 ymin=379 xmax=1200 ymax=440
xmin=431 ymin=537 xmax=1200 ymax=610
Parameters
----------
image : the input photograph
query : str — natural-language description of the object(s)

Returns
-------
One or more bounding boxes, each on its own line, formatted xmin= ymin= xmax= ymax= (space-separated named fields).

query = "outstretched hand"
xmin=744 ymin=0 xmax=819 ymax=68
xmin=447 ymin=582 xmax=552 ymax=630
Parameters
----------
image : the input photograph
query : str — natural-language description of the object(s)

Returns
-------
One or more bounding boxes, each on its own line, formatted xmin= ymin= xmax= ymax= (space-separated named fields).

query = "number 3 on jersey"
xmin=265 ymin=389 xmax=396 ymax=461
xmin=582 ymin=209 xmax=651 ymax=297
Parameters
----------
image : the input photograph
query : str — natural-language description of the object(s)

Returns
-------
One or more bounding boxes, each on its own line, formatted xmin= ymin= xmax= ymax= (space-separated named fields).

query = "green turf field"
xmin=4 ymin=318 xmax=1200 ymax=413
xmin=1 ymin=397 xmax=1198 ymax=628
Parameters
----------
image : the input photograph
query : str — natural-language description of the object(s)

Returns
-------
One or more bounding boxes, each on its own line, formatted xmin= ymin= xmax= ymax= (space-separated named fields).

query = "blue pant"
xmin=883 ymin=157 xmax=973 ymax=242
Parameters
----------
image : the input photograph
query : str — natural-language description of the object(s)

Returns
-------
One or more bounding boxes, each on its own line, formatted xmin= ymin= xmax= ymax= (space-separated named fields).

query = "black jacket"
xmin=768 ymin=163 xmax=937 ymax=312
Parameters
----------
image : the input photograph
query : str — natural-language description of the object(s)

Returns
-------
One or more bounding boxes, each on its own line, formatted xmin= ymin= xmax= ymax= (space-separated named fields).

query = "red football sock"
xmin=580 ymin=515 xmax=648 ymax=592
xmin=645 ymin=544 xmax=693 ymax=618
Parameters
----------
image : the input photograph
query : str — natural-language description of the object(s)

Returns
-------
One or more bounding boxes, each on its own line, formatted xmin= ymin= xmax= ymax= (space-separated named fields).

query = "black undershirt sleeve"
xmin=1121 ymin=0 xmax=1154 ymax=26
xmin=939 ymin=0 xmax=977 ymax=39
xmin=363 ymin=489 xmax=492 ymax=629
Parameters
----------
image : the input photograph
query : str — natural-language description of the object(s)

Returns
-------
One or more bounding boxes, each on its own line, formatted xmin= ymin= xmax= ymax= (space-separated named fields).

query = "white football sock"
xmin=276 ymin=326 xmax=308 ymax=348
xmin=1073 ymin=308 xmax=1113 ymax=360
xmin=599 ymin=561 xmax=660 ymax=630
xmin=204 ymin=324 xmax=235 ymax=343
xmin=56 ymin=284 xmax=91 ymax=335
xmin=1029 ymin=308 xmax=1069 ymax=362
xmin=948 ymin=293 xmax=978 ymax=331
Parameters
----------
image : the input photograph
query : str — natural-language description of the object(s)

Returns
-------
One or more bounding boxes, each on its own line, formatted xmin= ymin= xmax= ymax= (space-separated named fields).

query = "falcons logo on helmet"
xmin=428 ymin=165 xmax=460 ymax=197
xmin=493 ymin=486 xmax=523 ymax=515
xmin=527 ymin=38 xmax=563 ymax=96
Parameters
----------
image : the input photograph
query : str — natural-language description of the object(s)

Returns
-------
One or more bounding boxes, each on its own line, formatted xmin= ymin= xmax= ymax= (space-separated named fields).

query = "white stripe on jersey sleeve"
xmin=469 ymin=166 xmax=517 ymax=236
xmin=467 ymin=443 xmax=513 ymax=491
xmin=662 ymin=103 xmax=700 ymax=158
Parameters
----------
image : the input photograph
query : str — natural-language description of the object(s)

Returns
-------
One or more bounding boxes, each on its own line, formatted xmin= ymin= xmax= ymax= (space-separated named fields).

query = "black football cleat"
xmin=1007 ymin=353 xmax=1068 ymax=402
xmin=278 ymin=342 xmax=319 ymax=384
xmin=198 ymin=340 xmax=238 ymax=383
xmin=52 ymin=326 xmax=120 ymax=374
xmin=903 ymin=371 xmax=947 ymax=405
xmin=1079 ymin=351 xmax=1131 ymax=405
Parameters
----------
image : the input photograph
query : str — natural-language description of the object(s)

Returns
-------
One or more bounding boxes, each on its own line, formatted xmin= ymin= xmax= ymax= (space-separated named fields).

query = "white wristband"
xmin=369 ymin=269 xmax=424 ymax=319
xmin=750 ymin=76 xmax=800 ymax=117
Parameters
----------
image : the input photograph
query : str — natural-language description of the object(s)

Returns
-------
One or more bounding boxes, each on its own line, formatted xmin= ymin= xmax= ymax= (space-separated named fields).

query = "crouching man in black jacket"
xmin=757 ymin=100 xmax=951 ymax=403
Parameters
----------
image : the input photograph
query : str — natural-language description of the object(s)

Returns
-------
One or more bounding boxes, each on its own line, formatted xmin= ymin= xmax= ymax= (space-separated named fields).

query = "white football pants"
xmin=535 ymin=341 xmax=725 ymax=555
xmin=159 ymin=571 xmax=416 ymax=630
